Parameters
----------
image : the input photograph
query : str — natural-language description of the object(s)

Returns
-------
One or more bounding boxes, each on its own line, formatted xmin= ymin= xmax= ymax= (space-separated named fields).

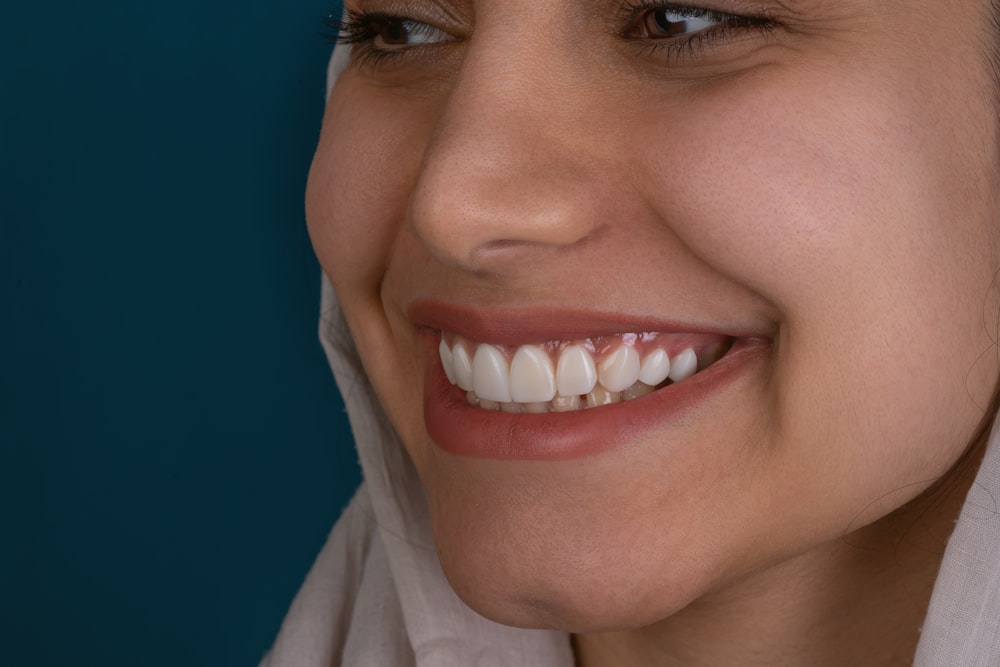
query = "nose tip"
xmin=409 ymin=142 xmax=606 ymax=271
xmin=406 ymin=52 xmax=608 ymax=275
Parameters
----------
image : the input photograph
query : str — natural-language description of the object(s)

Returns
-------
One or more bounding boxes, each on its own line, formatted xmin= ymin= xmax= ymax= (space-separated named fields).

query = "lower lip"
xmin=422 ymin=335 xmax=770 ymax=460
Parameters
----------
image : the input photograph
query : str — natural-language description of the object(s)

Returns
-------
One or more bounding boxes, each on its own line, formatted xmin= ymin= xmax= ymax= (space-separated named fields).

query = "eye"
xmin=332 ymin=10 xmax=456 ymax=53
xmin=366 ymin=16 xmax=452 ymax=49
xmin=624 ymin=7 xmax=725 ymax=40
xmin=616 ymin=3 xmax=777 ymax=65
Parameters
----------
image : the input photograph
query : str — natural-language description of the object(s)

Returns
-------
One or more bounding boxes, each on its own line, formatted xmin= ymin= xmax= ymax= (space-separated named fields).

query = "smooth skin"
xmin=307 ymin=0 xmax=1000 ymax=664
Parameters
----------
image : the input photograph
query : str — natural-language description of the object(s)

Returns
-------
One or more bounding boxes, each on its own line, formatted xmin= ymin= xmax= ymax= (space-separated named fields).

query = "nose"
xmin=407 ymin=31 xmax=609 ymax=275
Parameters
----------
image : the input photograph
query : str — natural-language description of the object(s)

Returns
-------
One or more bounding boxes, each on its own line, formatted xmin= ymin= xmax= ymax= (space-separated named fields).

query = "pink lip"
xmin=410 ymin=301 xmax=772 ymax=461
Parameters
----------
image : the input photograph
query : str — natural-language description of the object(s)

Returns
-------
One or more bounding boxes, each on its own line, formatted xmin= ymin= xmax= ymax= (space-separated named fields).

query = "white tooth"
xmin=586 ymin=384 xmax=621 ymax=408
xmin=668 ymin=347 xmax=697 ymax=382
xmin=479 ymin=398 xmax=500 ymax=411
xmin=552 ymin=395 xmax=582 ymax=412
xmin=524 ymin=402 xmax=550 ymax=414
xmin=556 ymin=345 xmax=598 ymax=396
xmin=500 ymin=402 xmax=522 ymax=414
xmin=439 ymin=339 xmax=456 ymax=384
xmin=623 ymin=381 xmax=656 ymax=401
xmin=453 ymin=344 xmax=474 ymax=391
xmin=473 ymin=344 xmax=512 ymax=403
xmin=639 ymin=349 xmax=671 ymax=386
xmin=598 ymin=345 xmax=641 ymax=393
xmin=509 ymin=345 xmax=557 ymax=403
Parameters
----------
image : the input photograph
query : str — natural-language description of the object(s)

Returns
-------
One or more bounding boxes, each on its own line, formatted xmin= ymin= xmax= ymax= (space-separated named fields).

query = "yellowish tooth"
xmin=623 ymin=381 xmax=656 ymax=401
xmin=479 ymin=398 xmax=500 ymax=411
xmin=586 ymin=384 xmax=621 ymax=408
xmin=552 ymin=395 xmax=582 ymax=412
xmin=524 ymin=402 xmax=550 ymax=414
xmin=500 ymin=402 xmax=523 ymax=414
xmin=466 ymin=390 xmax=479 ymax=406
xmin=697 ymin=342 xmax=726 ymax=370
xmin=556 ymin=345 xmax=598 ymax=396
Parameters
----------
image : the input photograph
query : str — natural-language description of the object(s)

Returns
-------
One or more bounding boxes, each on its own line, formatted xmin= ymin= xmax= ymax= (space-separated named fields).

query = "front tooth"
xmin=668 ymin=347 xmax=697 ymax=382
xmin=598 ymin=345 xmax=641 ymax=392
xmin=556 ymin=345 xmax=598 ymax=396
xmin=439 ymin=339 xmax=456 ymax=384
xmin=586 ymin=385 xmax=622 ymax=407
xmin=453 ymin=344 xmax=474 ymax=391
xmin=639 ymin=349 xmax=671 ymax=386
xmin=473 ymin=344 xmax=512 ymax=403
xmin=509 ymin=345 xmax=557 ymax=402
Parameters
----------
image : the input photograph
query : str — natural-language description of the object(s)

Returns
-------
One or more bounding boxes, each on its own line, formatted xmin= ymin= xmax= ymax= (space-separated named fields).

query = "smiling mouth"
xmin=438 ymin=332 xmax=734 ymax=413
xmin=411 ymin=301 xmax=769 ymax=459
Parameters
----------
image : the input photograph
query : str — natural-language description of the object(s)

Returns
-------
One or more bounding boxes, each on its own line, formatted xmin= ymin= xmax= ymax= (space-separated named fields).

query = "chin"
xmin=422 ymin=459 xmax=735 ymax=634
xmin=438 ymin=527 xmax=731 ymax=635
xmin=437 ymin=538 xmax=696 ymax=633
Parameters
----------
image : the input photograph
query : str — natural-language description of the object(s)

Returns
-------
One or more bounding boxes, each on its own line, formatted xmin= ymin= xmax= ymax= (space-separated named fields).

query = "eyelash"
xmin=617 ymin=2 xmax=777 ymax=63
xmin=326 ymin=9 xmax=441 ymax=68
xmin=326 ymin=2 xmax=777 ymax=69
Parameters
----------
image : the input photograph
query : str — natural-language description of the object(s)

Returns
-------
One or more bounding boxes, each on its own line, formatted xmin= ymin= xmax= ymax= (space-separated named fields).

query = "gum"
xmin=442 ymin=331 xmax=733 ymax=367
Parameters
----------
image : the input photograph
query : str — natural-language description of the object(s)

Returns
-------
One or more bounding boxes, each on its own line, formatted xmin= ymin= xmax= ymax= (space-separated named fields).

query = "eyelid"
xmin=330 ymin=0 xmax=467 ymax=40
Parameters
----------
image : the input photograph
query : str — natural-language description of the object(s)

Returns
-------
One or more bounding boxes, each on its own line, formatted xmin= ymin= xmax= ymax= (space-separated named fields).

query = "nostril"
xmin=407 ymin=160 xmax=610 ymax=273
xmin=467 ymin=230 xmax=603 ymax=264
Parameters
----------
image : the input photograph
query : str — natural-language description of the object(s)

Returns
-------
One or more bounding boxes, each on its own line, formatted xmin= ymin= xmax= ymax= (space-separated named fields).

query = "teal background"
xmin=1 ymin=1 xmax=360 ymax=664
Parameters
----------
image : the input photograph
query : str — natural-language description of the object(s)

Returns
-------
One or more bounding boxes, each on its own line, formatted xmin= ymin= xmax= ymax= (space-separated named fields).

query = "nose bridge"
xmin=407 ymin=28 xmax=608 ymax=273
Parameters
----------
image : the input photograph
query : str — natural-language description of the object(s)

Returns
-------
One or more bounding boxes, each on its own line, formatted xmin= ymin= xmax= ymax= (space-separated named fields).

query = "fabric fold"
xmin=915 ymin=412 xmax=1000 ymax=665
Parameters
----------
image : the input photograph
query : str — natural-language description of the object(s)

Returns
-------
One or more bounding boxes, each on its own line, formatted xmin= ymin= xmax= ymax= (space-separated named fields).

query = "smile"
xmin=411 ymin=301 xmax=772 ymax=460
xmin=438 ymin=333 xmax=732 ymax=413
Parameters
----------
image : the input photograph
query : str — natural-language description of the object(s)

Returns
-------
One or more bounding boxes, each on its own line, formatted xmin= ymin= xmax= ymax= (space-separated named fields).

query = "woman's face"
xmin=308 ymin=0 xmax=1000 ymax=630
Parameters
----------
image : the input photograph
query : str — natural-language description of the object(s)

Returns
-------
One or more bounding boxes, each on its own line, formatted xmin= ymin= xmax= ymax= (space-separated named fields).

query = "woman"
xmin=265 ymin=0 xmax=1000 ymax=664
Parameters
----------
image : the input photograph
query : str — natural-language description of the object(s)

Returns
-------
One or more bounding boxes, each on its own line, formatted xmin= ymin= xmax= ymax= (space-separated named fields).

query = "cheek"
xmin=639 ymin=66 xmax=1000 ymax=486
xmin=645 ymin=68 xmax=996 ymax=307
xmin=306 ymin=78 xmax=436 ymax=299
xmin=305 ymin=79 xmax=447 ymax=465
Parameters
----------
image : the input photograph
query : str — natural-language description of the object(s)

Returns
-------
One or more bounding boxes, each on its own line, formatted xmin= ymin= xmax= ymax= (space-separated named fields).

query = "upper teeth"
xmin=438 ymin=333 xmax=730 ymax=413
xmin=511 ymin=345 xmax=557 ymax=402
xmin=556 ymin=345 xmax=597 ymax=396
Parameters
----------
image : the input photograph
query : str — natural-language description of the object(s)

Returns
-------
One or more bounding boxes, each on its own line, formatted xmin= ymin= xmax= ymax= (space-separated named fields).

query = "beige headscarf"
xmin=261 ymin=40 xmax=1000 ymax=667
xmin=260 ymin=274 xmax=574 ymax=665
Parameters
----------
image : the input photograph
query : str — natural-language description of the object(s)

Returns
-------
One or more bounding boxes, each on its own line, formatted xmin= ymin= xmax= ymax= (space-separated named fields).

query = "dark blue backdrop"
xmin=1 ymin=1 xmax=361 ymax=664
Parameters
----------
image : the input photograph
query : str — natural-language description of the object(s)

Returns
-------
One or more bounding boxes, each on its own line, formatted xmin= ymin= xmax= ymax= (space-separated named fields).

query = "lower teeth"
xmin=466 ymin=378 xmax=668 ymax=412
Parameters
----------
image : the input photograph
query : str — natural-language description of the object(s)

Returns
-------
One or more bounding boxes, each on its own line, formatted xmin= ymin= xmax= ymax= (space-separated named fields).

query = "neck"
xmin=573 ymin=444 xmax=984 ymax=667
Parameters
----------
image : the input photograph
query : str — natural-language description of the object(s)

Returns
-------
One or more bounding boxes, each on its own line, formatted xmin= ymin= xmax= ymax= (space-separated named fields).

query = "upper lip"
xmin=406 ymin=298 xmax=770 ymax=345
